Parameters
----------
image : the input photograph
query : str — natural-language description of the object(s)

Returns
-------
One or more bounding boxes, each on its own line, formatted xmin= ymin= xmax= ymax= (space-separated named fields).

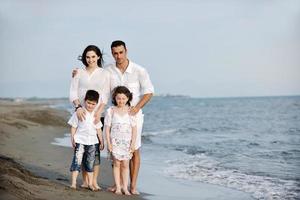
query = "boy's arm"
xmin=70 ymin=127 xmax=77 ymax=148
xmin=130 ymin=126 xmax=137 ymax=152
xmin=96 ymin=129 xmax=104 ymax=150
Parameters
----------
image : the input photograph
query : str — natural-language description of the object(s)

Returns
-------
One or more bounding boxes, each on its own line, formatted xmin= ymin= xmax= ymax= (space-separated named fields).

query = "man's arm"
xmin=129 ymin=93 xmax=153 ymax=115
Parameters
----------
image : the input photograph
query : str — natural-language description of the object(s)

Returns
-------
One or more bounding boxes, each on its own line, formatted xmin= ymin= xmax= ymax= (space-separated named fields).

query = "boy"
xmin=68 ymin=90 xmax=104 ymax=190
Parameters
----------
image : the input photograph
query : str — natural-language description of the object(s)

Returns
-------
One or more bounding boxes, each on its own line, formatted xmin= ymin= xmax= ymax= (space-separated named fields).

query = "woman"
xmin=69 ymin=45 xmax=110 ymax=190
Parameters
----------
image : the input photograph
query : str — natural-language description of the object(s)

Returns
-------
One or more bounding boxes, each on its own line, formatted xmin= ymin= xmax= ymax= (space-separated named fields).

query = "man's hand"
xmin=129 ymin=106 xmax=140 ymax=116
xmin=72 ymin=68 xmax=79 ymax=78
xmin=130 ymin=143 xmax=135 ymax=153
xmin=76 ymin=107 xmax=86 ymax=121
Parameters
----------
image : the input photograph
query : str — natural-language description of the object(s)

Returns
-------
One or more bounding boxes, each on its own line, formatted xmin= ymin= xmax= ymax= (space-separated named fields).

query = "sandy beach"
xmin=0 ymin=99 xmax=143 ymax=200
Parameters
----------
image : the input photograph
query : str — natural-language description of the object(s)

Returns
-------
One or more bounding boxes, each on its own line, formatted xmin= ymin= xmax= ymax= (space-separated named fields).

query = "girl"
xmin=105 ymin=86 xmax=137 ymax=195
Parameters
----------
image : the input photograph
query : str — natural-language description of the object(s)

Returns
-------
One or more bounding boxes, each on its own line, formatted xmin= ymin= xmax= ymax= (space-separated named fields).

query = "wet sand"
xmin=0 ymin=100 xmax=143 ymax=200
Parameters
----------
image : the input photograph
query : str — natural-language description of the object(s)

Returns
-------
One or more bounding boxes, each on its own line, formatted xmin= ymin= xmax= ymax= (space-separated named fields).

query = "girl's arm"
xmin=97 ymin=129 xmax=104 ymax=150
xmin=70 ymin=127 xmax=77 ymax=148
xmin=130 ymin=126 xmax=137 ymax=153
xmin=105 ymin=125 xmax=112 ymax=152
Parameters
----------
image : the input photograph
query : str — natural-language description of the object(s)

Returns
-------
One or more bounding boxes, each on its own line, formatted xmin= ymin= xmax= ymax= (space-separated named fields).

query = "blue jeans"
xmin=70 ymin=143 xmax=96 ymax=172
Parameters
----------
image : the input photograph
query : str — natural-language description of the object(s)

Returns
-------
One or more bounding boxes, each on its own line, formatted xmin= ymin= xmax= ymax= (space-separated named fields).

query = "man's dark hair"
xmin=79 ymin=45 xmax=103 ymax=67
xmin=84 ymin=90 xmax=99 ymax=103
xmin=111 ymin=40 xmax=127 ymax=50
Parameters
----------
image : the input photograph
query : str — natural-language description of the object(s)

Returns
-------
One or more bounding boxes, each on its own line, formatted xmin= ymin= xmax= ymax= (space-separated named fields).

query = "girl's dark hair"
xmin=111 ymin=86 xmax=132 ymax=106
xmin=78 ymin=45 xmax=103 ymax=67
xmin=84 ymin=90 xmax=99 ymax=103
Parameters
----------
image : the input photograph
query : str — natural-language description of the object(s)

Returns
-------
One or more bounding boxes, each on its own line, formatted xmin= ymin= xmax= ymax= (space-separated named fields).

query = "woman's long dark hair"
xmin=78 ymin=45 xmax=103 ymax=68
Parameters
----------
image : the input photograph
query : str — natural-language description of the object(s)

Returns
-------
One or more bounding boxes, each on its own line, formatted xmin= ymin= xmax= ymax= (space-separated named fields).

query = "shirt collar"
xmin=115 ymin=60 xmax=133 ymax=74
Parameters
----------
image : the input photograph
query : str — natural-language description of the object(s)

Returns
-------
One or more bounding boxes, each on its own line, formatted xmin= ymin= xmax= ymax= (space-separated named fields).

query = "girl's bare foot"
xmin=114 ymin=190 xmax=122 ymax=195
xmin=80 ymin=183 xmax=88 ymax=189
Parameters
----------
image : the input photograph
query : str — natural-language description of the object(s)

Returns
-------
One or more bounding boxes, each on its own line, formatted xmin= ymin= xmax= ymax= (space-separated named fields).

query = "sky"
xmin=0 ymin=0 xmax=299 ymax=98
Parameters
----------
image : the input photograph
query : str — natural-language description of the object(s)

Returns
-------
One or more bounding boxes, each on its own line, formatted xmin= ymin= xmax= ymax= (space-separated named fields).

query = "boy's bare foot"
xmin=70 ymin=185 xmax=76 ymax=190
xmin=93 ymin=184 xmax=102 ymax=191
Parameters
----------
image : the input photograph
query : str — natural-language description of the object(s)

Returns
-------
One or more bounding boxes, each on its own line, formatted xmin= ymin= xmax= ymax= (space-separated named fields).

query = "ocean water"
xmin=52 ymin=96 xmax=300 ymax=200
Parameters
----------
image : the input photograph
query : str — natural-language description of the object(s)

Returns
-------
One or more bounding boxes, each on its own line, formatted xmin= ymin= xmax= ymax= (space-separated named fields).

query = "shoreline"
xmin=0 ymin=100 xmax=144 ymax=200
xmin=0 ymin=99 xmax=257 ymax=200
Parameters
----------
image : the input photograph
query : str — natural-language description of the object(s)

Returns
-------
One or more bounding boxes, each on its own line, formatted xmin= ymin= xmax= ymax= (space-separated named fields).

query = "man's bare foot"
xmin=107 ymin=185 xmax=116 ymax=192
xmin=130 ymin=189 xmax=140 ymax=195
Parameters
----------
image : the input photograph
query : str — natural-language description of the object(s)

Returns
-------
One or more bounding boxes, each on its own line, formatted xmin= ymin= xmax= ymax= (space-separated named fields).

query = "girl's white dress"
xmin=105 ymin=107 xmax=137 ymax=160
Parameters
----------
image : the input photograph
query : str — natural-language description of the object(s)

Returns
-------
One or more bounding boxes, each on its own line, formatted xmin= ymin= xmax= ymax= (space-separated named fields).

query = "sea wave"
xmin=164 ymin=154 xmax=300 ymax=200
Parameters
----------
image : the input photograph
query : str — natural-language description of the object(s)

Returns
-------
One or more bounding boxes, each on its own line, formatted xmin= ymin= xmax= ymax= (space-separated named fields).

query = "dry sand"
xmin=0 ymin=100 xmax=144 ymax=200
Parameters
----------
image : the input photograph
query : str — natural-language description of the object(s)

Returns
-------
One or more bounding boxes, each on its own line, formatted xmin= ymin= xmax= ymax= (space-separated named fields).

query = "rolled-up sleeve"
xmin=101 ymin=71 xmax=111 ymax=104
xmin=68 ymin=113 xmax=78 ymax=128
xmin=139 ymin=68 xmax=154 ymax=95
xmin=69 ymin=73 xmax=80 ymax=103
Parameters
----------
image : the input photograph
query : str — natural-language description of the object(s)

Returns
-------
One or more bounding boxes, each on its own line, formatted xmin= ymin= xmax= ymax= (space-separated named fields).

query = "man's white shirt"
xmin=105 ymin=60 xmax=154 ymax=106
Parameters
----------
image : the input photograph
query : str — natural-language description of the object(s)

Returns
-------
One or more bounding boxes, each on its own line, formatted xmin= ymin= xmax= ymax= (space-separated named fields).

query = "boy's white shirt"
xmin=68 ymin=109 xmax=102 ymax=145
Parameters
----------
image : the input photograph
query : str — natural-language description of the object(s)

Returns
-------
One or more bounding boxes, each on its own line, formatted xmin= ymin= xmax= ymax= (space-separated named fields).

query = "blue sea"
xmin=52 ymin=96 xmax=300 ymax=200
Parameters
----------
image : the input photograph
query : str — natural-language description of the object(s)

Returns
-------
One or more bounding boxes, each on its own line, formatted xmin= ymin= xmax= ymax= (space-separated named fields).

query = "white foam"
xmin=143 ymin=129 xmax=178 ymax=136
xmin=51 ymin=133 xmax=72 ymax=147
xmin=165 ymin=154 xmax=299 ymax=200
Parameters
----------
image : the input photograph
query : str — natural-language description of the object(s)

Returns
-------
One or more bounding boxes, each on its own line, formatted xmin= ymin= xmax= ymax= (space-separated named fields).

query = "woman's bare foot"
xmin=123 ymin=190 xmax=131 ymax=195
xmin=88 ymin=185 xmax=96 ymax=191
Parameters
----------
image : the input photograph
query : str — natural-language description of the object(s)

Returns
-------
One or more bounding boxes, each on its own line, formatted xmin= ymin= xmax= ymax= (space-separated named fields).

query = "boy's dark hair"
xmin=112 ymin=86 xmax=132 ymax=106
xmin=84 ymin=90 xmax=99 ymax=103
xmin=111 ymin=40 xmax=127 ymax=50
xmin=79 ymin=45 xmax=103 ymax=68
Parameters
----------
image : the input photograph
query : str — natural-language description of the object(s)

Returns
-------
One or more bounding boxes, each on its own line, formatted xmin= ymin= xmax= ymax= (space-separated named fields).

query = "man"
xmin=106 ymin=40 xmax=154 ymax=194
